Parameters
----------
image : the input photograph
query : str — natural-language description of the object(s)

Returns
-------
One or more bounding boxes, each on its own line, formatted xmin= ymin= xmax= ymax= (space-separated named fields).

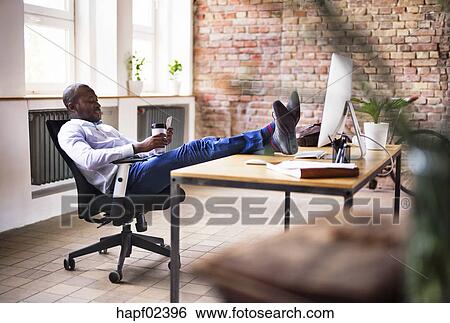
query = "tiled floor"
xmin=0 ymin=185 xmax=407 ymax=303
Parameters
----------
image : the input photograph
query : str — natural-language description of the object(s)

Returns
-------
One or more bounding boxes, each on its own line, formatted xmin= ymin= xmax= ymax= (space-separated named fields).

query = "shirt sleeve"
xmin=58 ymin=124 xmax=135 ymax=171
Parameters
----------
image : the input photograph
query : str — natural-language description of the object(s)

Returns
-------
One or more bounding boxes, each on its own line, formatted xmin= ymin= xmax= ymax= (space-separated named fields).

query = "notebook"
xmin=266 ymin=160 xmax=359 ymax=179
xmin=294 ymin=150 xmax=326 ymax=159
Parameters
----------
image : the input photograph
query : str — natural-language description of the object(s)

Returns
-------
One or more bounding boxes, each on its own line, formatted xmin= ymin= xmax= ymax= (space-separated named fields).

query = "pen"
xmin=335 ymin=147 xmax=342 ymax=163
xmin=328 ymin=135 xmax=334 ymax=149
xmin=328 ymin=135 xmax=337 ymax=157
xmin=342 ymin=143 xmax=348 ymax=163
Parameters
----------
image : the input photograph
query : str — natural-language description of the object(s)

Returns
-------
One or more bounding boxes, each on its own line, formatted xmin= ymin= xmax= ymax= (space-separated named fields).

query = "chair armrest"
xmin=112 ymin=155 xmax=151 ymax=164
xmin=112 ymin=155 xmax=150 ymax=198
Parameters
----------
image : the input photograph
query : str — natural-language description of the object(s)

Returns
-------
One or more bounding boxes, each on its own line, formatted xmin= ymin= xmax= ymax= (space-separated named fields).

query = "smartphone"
xmin=166 ymin=116 xmax=173 ymax=129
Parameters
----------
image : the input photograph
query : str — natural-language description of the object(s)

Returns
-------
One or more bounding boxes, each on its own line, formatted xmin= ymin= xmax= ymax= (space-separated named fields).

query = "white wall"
xmin=0 ymin=101 xmax=31 ymax=231
xmin=169 ymin=0 xmax=193 ymax=95
xmin=155 ymin=0 xmax=193 ymax=95
xmin=95 ymin=0 xmax=118 ymax=95
xmin=0 ymin=1 xmax=25 ymax=96
xmin=74 ymin=0 xmax=94 ymax=86
xmin=117 ymin=0 xmax=133 ymax=96
xmin=0 ymin=100 xmax=76 ymax=232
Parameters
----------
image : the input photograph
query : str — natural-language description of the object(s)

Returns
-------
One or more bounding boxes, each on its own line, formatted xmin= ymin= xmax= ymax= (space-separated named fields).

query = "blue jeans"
xmin=126 ymin=128 xmax=266 ymax=194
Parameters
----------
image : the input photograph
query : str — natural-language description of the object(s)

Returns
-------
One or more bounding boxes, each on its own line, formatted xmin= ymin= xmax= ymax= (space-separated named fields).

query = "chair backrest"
xmin=46 ymin=120 xmax=103 ymax=219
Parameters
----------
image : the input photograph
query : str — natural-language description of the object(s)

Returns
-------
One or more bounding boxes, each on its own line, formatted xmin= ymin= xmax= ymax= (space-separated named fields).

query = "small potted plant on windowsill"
xmin=168 ymin=59 xmax=182 ymax=95
xmin=127 ymin=53 xmax=145 ymax=96
xmin=351 ymin=95 xmax=418 ymax=150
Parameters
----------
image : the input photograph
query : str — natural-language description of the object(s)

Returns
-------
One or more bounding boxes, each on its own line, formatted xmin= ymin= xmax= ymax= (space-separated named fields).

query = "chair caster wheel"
xmin=162 ymin=244 xmax=170 ymax=250
xmin=63 ymin=258 xmax=75 ymax=271
xmin=109 ymin=270 xmax=122 ymax=283
xmin=99 ymin=249 xmax=108 ymax=254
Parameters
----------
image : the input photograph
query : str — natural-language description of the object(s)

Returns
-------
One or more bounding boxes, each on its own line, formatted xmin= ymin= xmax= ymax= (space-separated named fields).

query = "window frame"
xmin=24 ymin=0 xmax=74 ymax=20
xmin=132 ymin=0 xmax=157 ymax=93
xmin=24 ymin=0 xmax=75 ymax=95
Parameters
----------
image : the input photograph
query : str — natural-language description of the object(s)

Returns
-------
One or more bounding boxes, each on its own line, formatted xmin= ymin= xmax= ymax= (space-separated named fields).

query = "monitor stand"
xmin=346 ymin=100 xmax=367 ymax=159
xmin=324 ymin=100 xmax=366 ymax=160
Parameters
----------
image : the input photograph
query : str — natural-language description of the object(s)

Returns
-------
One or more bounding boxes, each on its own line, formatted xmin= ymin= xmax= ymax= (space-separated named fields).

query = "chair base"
xmin=63 ymin=224 xmax=170 ymax=283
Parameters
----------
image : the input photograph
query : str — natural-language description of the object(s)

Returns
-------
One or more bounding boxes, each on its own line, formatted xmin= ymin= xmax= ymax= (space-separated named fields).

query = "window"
xmin=132 ymin=0 xmax=156 ymax=92
xmin=24 ymin=0 xmax=74 ymax=94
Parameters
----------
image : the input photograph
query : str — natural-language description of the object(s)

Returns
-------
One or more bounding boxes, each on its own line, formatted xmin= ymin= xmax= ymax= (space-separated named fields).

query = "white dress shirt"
xmin=58 ymin=119 xmax=149 ymax=193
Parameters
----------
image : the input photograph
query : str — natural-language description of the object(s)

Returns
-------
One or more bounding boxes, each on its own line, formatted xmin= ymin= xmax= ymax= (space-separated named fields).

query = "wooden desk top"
xmin=171 ymin=145 xmax=401 ymax=192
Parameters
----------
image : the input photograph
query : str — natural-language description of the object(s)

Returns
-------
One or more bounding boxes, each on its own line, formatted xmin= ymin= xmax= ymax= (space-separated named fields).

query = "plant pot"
xmin=364 ymin=122 xmax=389 ymax=150
xmin=127 ymin=80 xmax=143 ymax=96
xmin=168 ymin=79 xmax=180 ymax=96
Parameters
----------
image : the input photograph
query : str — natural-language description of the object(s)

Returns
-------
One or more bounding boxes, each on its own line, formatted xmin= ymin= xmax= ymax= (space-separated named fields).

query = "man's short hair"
xmin=62 ymin=83 xmax=89 ymax=108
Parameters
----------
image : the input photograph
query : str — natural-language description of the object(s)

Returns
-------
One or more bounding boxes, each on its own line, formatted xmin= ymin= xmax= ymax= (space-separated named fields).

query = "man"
xmin=58 ymin=84 xmax=300 ymax=195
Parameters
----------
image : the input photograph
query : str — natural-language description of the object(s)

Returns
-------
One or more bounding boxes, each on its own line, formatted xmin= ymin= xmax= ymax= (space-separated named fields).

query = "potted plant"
xmin=127 ymin=53 xmax=145 ymax=96
xmin=351 ymin=96 xmax=417 ymax=150
xmin=168 ymin=59 xmax=183 ymax=95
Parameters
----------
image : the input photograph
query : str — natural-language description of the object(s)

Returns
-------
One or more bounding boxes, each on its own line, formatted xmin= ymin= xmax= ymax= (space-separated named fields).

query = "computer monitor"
xmin=318 ymin=53 xmax=366 ymax=158
xmin=318 ymin=53 xmax=352 ymax=147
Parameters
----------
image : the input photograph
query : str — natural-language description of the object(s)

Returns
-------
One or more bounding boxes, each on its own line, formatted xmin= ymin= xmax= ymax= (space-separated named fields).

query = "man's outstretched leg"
xmin=127 ymin=92 xmax=300 ymax=194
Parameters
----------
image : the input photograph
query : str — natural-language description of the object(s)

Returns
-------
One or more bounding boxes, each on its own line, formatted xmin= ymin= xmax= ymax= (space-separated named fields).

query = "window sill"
xmin=0 ymin=93 xmax=194 ymax=101
xmin=31 ymin=178 xmax=76 ymax=199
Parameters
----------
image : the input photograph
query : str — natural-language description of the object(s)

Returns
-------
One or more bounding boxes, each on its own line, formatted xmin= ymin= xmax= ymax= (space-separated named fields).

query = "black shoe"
xmin=272 ymin=100 xmax=298 ymax=155
xmin=287 ymin=90 xmax=301 ymax=125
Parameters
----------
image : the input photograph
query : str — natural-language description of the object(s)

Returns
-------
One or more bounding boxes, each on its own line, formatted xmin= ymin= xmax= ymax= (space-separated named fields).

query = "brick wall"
xmin=193 ymin=0 xmax=449 ymax=138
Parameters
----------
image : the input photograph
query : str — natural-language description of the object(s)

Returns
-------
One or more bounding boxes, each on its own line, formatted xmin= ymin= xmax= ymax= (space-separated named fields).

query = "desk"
xmin=169 ymin=145 xmax=402 ymax=302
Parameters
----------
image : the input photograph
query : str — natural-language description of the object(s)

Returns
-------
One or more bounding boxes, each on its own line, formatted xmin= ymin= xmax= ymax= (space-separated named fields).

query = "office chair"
xmin=46 ymin=120 xmax=183 ymax=283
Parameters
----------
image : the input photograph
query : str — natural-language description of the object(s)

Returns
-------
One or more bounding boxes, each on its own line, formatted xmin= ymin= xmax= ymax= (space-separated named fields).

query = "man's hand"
xmin=166 ymin=127 xmax=173 ymax=145
xmin=133 ymin=133 xmax=168 ymax=154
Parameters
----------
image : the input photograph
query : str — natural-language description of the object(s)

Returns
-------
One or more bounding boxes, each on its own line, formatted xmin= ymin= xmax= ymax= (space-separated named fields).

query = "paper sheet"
xmin=271 ymin=160 xmax=357 ymax=170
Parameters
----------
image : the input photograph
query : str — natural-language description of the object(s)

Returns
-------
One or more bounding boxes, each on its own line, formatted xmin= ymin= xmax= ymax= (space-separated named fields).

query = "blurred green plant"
xmin=127 ymin=53 xmax=145 ymax=81
xmin=406 ymin=132 xmax=450 ymax=302
xmin=168 ymin=59 xmax=183 ymax=79
xmin=351 ymin=96 xmax=418 ymax=124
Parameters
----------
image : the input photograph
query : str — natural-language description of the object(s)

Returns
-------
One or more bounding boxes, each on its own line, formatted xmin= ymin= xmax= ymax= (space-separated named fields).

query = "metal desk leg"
xmin=284 ymin=191 xmax=291 ymax=231
xmin=394 ymin=152 xmax=401 ymax=224
xmin=170 ymin=179 xmax=181 ymax=303
xmin=343 ymin=192 xmax=353 ymax=222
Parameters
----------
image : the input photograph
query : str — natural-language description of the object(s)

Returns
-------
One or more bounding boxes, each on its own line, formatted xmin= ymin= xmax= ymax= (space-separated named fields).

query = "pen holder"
xmin=332 ymin=143 xmax=351 ymax=163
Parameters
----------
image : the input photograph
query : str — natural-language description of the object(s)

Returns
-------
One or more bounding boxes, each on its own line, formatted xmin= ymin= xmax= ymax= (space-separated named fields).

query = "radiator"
xmin=137 ymin=105 xmax=186 ymax=150
xmin=29 ymin=109 xmax=72 ymax=185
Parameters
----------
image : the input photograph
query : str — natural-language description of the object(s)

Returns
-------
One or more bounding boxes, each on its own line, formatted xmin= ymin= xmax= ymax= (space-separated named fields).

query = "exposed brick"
xmin=399 ymin=13 xmax=425 ymax=21
xmin=392 ymin=36 xmax=405 ymax=44
xmin=411 ymin=43 xmax=437 ymax=51
xmin=404 ymin=67 xmax=417 ymax=74
xmin=373 ymin=29 xmax=396 ymax=37
xmin=397 ymin=29 xmax=409 ymax=36
xmin=416 ymin=52 xmax=429 ymax=59
xmin=194 ymin=0 xmax=448 ymax=137
xmin=412 ymin=112 xmax=427 ymax=120
xmin=405 ymin=36 xmax=418 ymax=43
xmin=427 ymin=102 xmax=444 ymax=111
xmin=406 ymin=6 xmax=419 ymax=13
